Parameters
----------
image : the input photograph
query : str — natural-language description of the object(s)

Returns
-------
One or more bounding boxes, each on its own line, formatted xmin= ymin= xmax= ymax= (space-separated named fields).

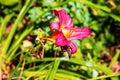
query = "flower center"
xmin=62 ymin=29 xmax=73 ymax=38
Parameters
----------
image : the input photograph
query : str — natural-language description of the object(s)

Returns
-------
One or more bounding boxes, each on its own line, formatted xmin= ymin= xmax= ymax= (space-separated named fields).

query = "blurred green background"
xmin=0 ymin=0 xmax=120 ymax=80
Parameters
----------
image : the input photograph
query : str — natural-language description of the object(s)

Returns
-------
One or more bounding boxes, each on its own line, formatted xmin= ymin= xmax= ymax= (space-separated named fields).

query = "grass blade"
xmin=2 ymin=0 xmax=35 ymax=56
xmin=45 ymin=58 xmax=61 ymax=80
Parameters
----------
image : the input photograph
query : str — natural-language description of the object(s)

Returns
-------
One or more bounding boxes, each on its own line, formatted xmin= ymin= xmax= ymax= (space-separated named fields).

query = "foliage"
xmin=0 ymin=0 xmax=120 ymax=80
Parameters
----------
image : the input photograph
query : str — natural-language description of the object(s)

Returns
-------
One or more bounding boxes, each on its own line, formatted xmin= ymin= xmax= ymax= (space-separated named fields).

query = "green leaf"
xmin=45 ymin=58 xmax=61 ymax=80
xmin=0 ymin=0 xmax=19 ymax=6
xmin=109 ymin=49 xmax=120 ymax=68
xmin=0 ymin=14 xmax=13 ymax=41
xmin=109 ymin=13 xmax=120 ymax=22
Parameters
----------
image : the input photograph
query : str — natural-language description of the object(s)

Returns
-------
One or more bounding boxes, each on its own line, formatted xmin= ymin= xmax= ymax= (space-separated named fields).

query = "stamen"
xmin=42 ymin=38 xmax=55 ymax=43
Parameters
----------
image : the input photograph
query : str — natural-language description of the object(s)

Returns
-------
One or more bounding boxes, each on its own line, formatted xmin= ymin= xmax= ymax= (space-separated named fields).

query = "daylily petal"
xmin=53 ymin=9 xmax=66 ymax=16
xmin=68 ymin=42 xmax=77 ymax=54
xmin=63 ymin=15 xmax=73 ymax=29
xmin=50 ymin=22 xmax=60 ymax=30
xmin=50 ymin=30 xmax=59 ymax=40
xmin=50 ymin=9 xmax=92 ymax=56
xmin=69 ymin=27 xmax=91 ymax=40
xmin=55 ymin=32 xmax=70 ymax=46
xmin=62 ymin=42 xmax=77 ymax=57
xmin=53 ymin=9 xmax=73 ymax=29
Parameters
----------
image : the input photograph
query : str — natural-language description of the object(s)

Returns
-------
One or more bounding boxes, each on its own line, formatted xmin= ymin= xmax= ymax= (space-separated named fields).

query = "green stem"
xmin=45 ymin=58 xmax=61 ymax=80
xmin=2 ymin=0 xmax=35 ymax=55
xmin=0 ymin=14 xmax=13 ymax=41
xmin=69 ymin=58 xmax=113 ymax=75
xmin=109 ymin=49 xmax=120 ymax=68
xmin=7 ymin=9 xmax=50 ymax=61
xmin=88 ymin=74 xmax=120 ymax=80
xmin=7 ymin=24 xmax=34 ymax=61
xmin=70 ymin=0 xmax=110 ymax=12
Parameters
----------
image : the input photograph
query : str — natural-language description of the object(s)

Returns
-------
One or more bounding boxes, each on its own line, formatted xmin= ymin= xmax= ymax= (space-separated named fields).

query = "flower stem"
xmin=0 ymin=0 xmax=35 ymax=70
xmin=2 ymin=0 xmax=35 ymax=56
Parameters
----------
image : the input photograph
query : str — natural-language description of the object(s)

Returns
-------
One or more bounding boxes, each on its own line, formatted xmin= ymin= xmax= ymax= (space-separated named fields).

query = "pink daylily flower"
xmin=50 ymin=9 xmax=91 ymax=57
